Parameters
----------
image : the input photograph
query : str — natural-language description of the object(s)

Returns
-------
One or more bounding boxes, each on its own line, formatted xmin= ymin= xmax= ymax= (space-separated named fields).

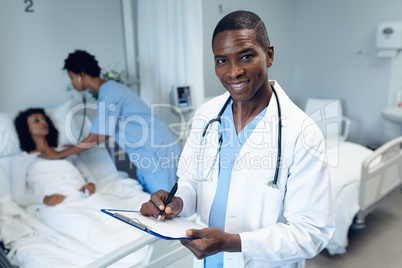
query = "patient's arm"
xmin=43 ymin=194 xmax=66 ymax=206
xmin=67 ymin=154 xmax=97 ymax=195
xmin=40 ymin=133 xmax=109 ymax=159
xmin=11 ymin=154 xmax=44 ymax=206
xmin=79 ymin=183 xmax=96 ymax=195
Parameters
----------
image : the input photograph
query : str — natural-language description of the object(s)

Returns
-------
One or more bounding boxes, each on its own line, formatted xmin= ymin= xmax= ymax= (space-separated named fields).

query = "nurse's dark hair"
xmin=14 ymin=108 xmax=59 ymax=152
xmin=212 ymin=10 xmax=270 ymax=50
xmin=63 ymin=50 xmax=101 ymax=77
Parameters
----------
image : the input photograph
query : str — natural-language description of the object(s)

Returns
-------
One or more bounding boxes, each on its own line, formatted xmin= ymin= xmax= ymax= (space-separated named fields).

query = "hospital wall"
xmin=202 ymin=0 xmax=402 ymax=146
xmin=292 ymin=0 xmax=402 ymax=146
xmin=0 ymin=0 xmax=126 ymax=116
xmin=2 ymin=0 xmax=401 ymax=148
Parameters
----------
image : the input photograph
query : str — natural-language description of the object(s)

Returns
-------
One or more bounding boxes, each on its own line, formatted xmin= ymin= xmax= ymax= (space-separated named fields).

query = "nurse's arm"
xmin=180 ymin=228 xmax=241 ymax=259
xmin=39 ymin=133 xmax=109 ymax=159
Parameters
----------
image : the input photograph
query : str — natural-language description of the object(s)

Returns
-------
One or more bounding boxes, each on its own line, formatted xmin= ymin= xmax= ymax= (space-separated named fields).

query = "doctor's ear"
xmin=266 ymin=45 xmax=274 ymax=68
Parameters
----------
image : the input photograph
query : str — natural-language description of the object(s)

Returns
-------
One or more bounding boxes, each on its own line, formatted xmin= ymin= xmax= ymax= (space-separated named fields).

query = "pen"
xmin=157 ymin=182 xmax=178 ymax=220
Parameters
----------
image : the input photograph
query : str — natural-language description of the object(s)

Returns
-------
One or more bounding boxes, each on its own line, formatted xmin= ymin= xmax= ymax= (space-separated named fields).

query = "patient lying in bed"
xmin=9 ymin=108 xmax=150 ymax=266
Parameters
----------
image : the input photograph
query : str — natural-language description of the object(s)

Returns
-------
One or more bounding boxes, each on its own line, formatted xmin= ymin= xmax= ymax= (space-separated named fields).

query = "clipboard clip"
xmin=114 ymin=212 xmax=152 ymax=231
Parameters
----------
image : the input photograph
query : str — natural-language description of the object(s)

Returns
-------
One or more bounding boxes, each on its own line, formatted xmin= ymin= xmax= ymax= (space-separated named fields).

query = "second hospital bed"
xmin=304 ymin=98 xmax=402 ymax=255
xmin=0 ymin=99 xmax=193 ymax=267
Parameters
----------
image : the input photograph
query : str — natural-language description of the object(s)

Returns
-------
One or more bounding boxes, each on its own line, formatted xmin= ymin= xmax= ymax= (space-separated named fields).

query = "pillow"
xmin=0 ymin=156 xmax=14 ymax=198
xmin=0 ymin=112 xmax=20 ymax=157
xmin=0 ymin=99 xmax=88 ymax=158
xmin=46 ymin=99 xmax=91 ymax=146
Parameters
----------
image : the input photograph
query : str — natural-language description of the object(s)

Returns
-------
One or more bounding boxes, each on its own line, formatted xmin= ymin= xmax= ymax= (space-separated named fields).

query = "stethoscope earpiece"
xmin=77 ymin=76 xmax=82 ymax=91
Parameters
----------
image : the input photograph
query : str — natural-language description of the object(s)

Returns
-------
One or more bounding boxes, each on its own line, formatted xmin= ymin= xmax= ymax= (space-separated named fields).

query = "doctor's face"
xmin=213 ymin=29 xmax=274 ymax=102
xmin=67 ymin=70 xmax=83 ymax=92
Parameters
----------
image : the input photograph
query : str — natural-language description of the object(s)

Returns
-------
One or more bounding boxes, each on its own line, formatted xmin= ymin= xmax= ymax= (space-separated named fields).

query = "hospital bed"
xmin=0 ymin=99 xmax=193 ymax=267
xmin=304 ymin=99 xmax=402 ymax=255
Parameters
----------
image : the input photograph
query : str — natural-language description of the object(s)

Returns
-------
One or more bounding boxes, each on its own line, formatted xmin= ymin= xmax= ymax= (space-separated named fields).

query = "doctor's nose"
xmin=228 ymin=63 xmax=245 ymax=78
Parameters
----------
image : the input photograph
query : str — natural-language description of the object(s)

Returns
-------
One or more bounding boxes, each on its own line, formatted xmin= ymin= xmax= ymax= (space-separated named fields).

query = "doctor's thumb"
xmin=186 ymin=229 xmax=202 ymax=239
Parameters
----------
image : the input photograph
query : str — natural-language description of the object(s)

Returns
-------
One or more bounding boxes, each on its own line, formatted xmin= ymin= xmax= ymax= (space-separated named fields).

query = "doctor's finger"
xmin=164 ymin=197 xmax=183 ymax=217
xmin=150 ymin=190 xmax=169 ymax=210
xmin=180 ymin=239 xmax=208 ymax=260
xmin=140 ymin=199 xmax=161 ymax=217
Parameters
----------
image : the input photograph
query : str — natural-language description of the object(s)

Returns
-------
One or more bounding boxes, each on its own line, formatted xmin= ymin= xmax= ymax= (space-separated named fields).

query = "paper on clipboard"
xmin=102 ymin=209 xmax=205 ymax=240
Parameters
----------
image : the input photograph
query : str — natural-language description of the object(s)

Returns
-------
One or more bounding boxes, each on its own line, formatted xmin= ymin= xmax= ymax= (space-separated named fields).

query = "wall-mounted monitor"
xmin=170 ymin=84 xmax=193 ymax=113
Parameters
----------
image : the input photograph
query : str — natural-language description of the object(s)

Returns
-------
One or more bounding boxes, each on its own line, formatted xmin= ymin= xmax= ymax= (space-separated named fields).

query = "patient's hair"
xmin=14 ymin=108 xmax=58 ymax=152
xmin=64 ymin=50 xmax=101 ymax=77
xmin=212 ymin=10 xmax=270 ymax=50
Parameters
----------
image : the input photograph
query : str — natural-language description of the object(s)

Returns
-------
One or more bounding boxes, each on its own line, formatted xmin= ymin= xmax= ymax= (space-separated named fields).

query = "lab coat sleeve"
xmin=67 ymin=154 xmax=97 ymax=185
xmin=175 ymin=108 xmax=208 ymax=218
xmin=239 ymin=125 xmax=334 ymax=265
xmin=11 ymin=154 xmax=44 ymax=206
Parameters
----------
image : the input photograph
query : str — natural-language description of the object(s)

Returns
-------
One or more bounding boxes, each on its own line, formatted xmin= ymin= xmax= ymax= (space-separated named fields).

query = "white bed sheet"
xmin=325 ymin=141 xmax=373 ymax=254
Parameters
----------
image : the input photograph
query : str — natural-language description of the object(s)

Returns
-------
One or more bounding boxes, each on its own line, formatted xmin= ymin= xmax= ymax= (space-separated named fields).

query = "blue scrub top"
xmin=90 ymin=81 xmax=181 ymax=194
xmin=205 ymin=99 xmax=268 ymax=267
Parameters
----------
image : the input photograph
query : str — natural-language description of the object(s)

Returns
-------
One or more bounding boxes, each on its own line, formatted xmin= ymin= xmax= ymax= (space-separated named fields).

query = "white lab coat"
xmin=176 ymin=81 xmax=334 ymax=268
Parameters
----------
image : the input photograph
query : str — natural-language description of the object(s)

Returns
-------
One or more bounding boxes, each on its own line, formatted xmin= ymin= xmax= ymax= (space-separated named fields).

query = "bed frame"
xmin=353 ymin=136 xmax=402 ymax=229
xmin=86 ymin=236 xmax=192 ymax=268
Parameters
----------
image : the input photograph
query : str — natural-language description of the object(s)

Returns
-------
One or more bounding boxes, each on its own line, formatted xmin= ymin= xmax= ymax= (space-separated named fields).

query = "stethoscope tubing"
xmin=200 ymin=85 xmax=282 ymax=186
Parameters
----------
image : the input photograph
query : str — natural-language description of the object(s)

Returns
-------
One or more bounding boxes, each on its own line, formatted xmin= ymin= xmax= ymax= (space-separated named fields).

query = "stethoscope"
xmin=77 ymin=75 xmax=87 ymax=142
xmin=195 ymin=84 xmax=282 ymax=188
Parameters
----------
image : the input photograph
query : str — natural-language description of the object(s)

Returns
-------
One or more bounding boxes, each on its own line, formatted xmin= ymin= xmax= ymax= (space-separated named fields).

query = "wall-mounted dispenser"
xmin=376 ymin=21 xmax=402 ymax=58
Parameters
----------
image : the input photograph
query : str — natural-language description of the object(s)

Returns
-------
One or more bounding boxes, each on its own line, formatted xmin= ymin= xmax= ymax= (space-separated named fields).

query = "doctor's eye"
xmin=240 ymin=54 xmax=253 ymax=61
xmin=216 ymin=59 xmax=226 ymax=64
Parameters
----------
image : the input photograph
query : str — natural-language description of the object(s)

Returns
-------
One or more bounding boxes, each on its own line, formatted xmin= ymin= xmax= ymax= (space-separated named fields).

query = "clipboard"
xmin=101 ymin=209 xmax=205 ymax=240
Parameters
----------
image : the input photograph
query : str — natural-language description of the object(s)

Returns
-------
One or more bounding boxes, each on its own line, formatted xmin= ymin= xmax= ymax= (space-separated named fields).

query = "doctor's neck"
xmin=232 ymin=86 xmax=272 ymax=118
xmin=84 ymin=76 xmax=108 ymax=93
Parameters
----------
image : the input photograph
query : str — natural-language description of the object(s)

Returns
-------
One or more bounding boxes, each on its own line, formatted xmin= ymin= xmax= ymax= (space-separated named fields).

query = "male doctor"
xmin=140 ymin=10 xmax=334 ymax=267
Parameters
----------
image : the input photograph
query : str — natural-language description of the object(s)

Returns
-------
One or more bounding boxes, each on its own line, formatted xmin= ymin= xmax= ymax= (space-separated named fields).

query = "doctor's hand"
xmin=140 ymin=190 xmax=183 ymax=220
xmin=181 ymin=228 xmax=241 ymax=259
xmin=79 ymin=183 xmax=96 ymax=195
xmin=43 ymin=194 xmax=66 ymax=206
xmin=39 ymin=148 xmax=63 ymax=159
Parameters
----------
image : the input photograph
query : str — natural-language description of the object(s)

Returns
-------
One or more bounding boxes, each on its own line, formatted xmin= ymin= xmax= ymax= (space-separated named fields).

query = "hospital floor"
xmin=307 ymin=190 xmax=402 ymax=268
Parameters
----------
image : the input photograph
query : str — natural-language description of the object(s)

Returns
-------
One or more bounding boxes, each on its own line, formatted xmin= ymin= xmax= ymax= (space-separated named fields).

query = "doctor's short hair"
xmin=14 ymin=108 xmax=58 ymax=152
xmin=212 ymin=10 xmax=270 ymax=50
xmin=64 ymin=50 xmax=101 ymax=77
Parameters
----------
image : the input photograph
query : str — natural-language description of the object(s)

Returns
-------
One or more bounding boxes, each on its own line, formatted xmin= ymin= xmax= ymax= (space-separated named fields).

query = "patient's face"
xmin=27 ymin=113 xmax=49 ymax=137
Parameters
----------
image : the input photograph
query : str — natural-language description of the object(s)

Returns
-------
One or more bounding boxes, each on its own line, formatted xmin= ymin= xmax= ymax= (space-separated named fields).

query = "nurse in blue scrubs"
xmin=41 ymin=50 xmax=181 ymax=194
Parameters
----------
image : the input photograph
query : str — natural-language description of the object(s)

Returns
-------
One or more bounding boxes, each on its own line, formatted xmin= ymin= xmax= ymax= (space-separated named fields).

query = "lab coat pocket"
xmin=247 ymin=183 xmax=286 ymax=229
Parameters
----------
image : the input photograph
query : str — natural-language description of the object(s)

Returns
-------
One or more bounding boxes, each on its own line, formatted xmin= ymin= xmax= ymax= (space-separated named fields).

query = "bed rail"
xmin=355 ymin=136 xmax=402 ymax=227
xmin=86 ymin=213 xmax=197 ymax=268
xmin=85 ymin=235 xmax=192 ymax=268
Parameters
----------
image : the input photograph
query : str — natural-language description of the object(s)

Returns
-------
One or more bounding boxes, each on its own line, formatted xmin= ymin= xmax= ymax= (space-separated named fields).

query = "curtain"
xmin=137 ymin=0 xmax=204 ymax=114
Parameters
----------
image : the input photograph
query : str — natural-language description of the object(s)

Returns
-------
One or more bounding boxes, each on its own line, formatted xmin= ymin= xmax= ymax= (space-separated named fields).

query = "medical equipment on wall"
xmin=170 ymin=84 xmax=194 ymax=113
xmin=169 ymin=85 xmax=195 ymax=148
xmin=195 ymin=85 xmax=283 ymax=188
xmin=376 ymin=21 xmax=402 ymax=58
